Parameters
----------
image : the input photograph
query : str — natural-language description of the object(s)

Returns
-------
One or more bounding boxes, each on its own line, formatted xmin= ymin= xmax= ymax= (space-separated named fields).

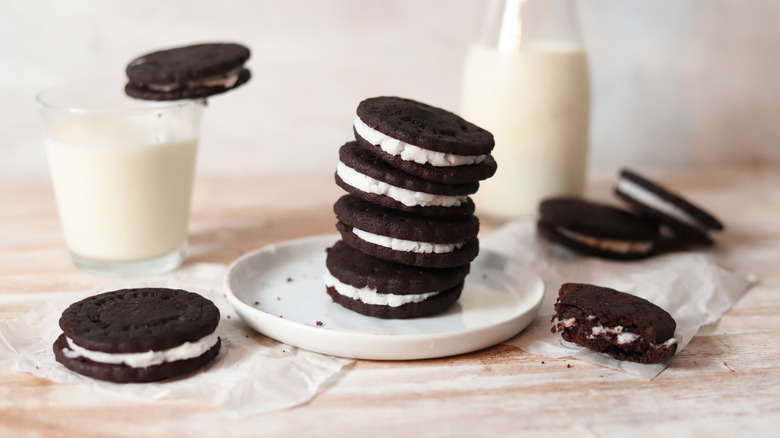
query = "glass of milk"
xmin=37 ymin=83 xmax=203 ymax=276
xmin=460 ymin=0 xmax=590 ymax=219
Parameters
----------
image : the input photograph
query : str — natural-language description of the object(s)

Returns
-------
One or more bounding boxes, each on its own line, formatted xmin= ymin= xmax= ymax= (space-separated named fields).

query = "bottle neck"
xmin=477 ymin=0 xmax=584 ymax=53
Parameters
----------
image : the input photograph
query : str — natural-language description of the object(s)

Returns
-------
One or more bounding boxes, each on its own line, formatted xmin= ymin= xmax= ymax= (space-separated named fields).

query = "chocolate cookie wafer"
xmin=324 ymin=240 xmax=468 ymax=319
xmin=537 ymin=197 xmax=661 ymax=260
xmin=334 ymin=195 xmax=479 ymax=268
xmin=353 ymin=96 xmax=496 ymax=184
xmin=53 ymin=288 xmax=221 ymax=383
xmin=615 ymin=169 xmax=724 ymax=245
xmin=551 ymin=283 xmax=678 ymax=364
xmin=125 ymin=42 xmax=251 ymax=101
xmin=336 ymin=141 xmax=477 ymax=218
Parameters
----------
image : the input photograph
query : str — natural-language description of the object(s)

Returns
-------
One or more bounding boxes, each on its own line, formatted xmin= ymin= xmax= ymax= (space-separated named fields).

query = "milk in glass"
xmin=46 ymin=115 xmax=198 ymax=261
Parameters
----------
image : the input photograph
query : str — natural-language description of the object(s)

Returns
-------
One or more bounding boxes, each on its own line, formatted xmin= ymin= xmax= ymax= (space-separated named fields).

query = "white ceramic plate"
xmin=224 ymin=234 xmax=544 ymax=360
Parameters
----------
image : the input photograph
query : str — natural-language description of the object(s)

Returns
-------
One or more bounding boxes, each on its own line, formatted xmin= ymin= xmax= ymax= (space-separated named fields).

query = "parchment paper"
xmin=483 ymin=219 xmax=755 ymax=379
xmin=0 ymin=263 xmax=353 ymax=417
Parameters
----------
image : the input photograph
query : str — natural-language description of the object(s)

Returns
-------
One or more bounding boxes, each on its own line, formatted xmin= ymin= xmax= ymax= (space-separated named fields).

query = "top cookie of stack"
xmin=326 ymin=96 xmax=496 ymax=319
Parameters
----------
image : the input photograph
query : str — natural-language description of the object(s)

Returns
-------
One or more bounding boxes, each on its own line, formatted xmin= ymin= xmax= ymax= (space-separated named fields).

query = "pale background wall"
xmin=2 ymin=0 xmax=779 ymax=180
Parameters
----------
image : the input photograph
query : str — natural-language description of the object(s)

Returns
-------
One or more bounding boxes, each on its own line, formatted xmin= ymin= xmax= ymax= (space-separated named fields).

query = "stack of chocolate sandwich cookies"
xmin=327 ymin=97 xmax=496 ymax=319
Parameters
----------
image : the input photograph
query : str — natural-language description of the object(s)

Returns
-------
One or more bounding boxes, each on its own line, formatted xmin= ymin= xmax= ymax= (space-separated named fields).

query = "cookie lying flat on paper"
xmin=335 ymin=141 xmax=477 ymax=218
xmin=333 ymin=195 xmax=480 ymax=268
xmin=125 ymin=42 xmax=251 ymax=100
xmin=53 ymin=288 xmax=221 ymax=383
xmin=324 ymin=240 xmax=468 ymax=319
xmin=537 ymin=197 xmax=660 ymax=260
xmin=615 ymin=169 xmax=724 ymax=245
xmin=551 ymin=283 xmax=678 ymax=364
xmin=353 ymin=96 xmax=497 ymax=184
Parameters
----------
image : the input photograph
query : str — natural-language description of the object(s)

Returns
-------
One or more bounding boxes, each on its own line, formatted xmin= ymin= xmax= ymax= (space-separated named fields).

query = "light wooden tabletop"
xmin=1 ymin=166 xmax=779 ymax=437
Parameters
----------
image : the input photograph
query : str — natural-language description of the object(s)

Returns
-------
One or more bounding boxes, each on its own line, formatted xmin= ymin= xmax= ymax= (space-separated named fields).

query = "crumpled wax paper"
xmin=482 ymin=219 xmax=756 ymax=380
xmin=0 ymin=263 xmax=353 ymax=417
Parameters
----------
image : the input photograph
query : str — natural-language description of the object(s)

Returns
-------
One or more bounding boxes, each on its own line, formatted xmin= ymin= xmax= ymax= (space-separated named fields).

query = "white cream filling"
xmin=555 ymin=317 xmax=677 ymax=350
xmin=62 ymin=332 xmax=220 ymax=368
xmin=336 ymin=162 xmax=467 ymax=207
xmin=556 ymin=227 xmax=654 ymax=254
xmin=590 ymin=325 xmax=640 ymax=345
xmin=353 ymin=116 xmax=486 ymax=167
xmin=552 ymin=316 xmax=577 ymax=330
xmin=617 ymin=178 xmax=707 ymax=231
xmin=146 ymin=67 xmax=242 ymax=92
xmin=352 ymin=227 xmax=463 ymax=254
xmin=590 ymin=325 xmax=678 ymax=350
xmin=323 ymin=272 xmax=439 ymax=307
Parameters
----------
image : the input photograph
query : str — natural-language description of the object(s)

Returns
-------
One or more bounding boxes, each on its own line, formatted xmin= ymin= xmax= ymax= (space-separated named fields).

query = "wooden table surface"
xmin=1 ymin=166 xmax=779 ymax=437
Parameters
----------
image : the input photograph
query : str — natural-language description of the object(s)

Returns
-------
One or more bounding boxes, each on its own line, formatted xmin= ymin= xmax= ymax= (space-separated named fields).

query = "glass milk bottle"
xmin=460 ymin=0 xmax=590 ymax=218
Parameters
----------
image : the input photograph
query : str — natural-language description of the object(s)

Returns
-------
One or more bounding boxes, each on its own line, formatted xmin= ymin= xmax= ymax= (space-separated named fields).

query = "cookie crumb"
xmin=567 ymin=364 xmax=572 ymax=368
xmin=541 ymin=361 xmax=545 ymax=364
xmin=286 ymin=277 xmax=293 ymax=283
xmin=226 ymin=315 xmax=231 ymax=319
xmin=316 ymin=321 xmax=323 ymax=326
xmin=254 ymin=301 xmax=259 ymax=305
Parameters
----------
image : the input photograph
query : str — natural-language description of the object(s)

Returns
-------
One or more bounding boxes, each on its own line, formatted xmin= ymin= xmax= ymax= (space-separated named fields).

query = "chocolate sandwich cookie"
xmin=551 ymin=283 xmax=678 ymax=364
xmin=336 ymin=141 xmax=477 ymax=218
xmin=354 ymin=96 xmax=497 ymax=184
xmin=334 ymin=195 xmax=480 ymax=268
xmin=53 ymin=288 xmax=221 ymax=383
xmin=615 ymin=169 xmax=724 ymax=245
xmin=325 ymin=240 xmax=469 ymax=319
xmin=125 ymin=43 xmax=251 ymax=100
xmin=537 ymin=197 xmax=661 ymax=260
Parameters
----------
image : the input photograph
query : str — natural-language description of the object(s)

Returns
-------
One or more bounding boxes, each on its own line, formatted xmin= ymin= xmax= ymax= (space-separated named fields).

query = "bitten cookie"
xmin=324 ymin=240 xmax=469 ymax=319
xmin=125 ymin=42 xmax=251 ymax=100
xmin=53 ymin=288 xmax=221 ymax=383
xmin=353 ymin=96 xmax=496 ymax=184
xmin=334 ymin=195 xmax=480 ymax=268
xmin=551 ymin=283 xmax=678 ymax=364
xmin=335 ymin=141 xmax=478 ymax=218
xmin=615 ymin=168 xmax=724 ymax=245
xmin=537 ymin=197 xmax=661 ymax=260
